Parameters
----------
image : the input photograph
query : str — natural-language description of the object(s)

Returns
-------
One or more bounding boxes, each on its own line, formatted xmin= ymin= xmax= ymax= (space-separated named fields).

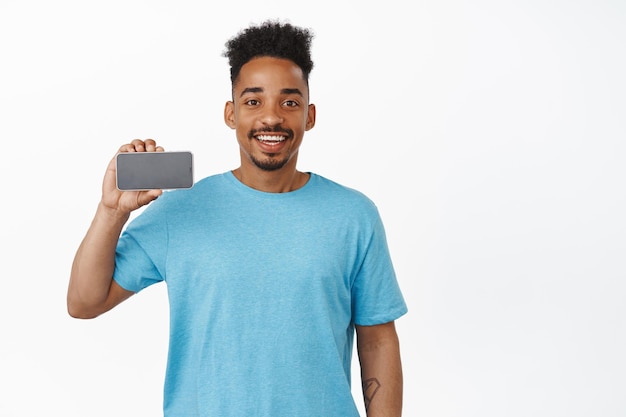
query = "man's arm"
xmin=356 ymin=321 xmax=403 ymax=417
xmin=67 ymin=139 xmax=163 ymax=319
xmin=66 ymin=202 xmax=134 ymax=318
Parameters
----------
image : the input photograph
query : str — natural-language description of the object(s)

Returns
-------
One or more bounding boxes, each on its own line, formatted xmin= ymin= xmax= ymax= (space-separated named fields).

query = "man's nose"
xmin=260 ymin=105 xmax=284 ymax=126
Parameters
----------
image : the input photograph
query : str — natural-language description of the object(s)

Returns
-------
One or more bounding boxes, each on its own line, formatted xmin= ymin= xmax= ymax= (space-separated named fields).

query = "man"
xmin=67 ymin=20 xmax=407 ymax=417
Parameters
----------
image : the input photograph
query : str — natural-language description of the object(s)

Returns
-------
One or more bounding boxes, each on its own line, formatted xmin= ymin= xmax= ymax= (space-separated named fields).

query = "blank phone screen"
xmin=116 ymin=151 xmax=194 ymax=190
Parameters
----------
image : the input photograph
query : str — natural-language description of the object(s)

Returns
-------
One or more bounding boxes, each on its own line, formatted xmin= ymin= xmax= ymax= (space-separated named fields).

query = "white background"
xmin=1 ymin=0 xmax=625 ymax=416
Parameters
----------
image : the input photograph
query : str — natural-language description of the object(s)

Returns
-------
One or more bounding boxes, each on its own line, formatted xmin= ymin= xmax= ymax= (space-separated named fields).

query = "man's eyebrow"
xmin=240 ymin=87 xmax=263 ymax=97
xmin=239 ymin=87 xmax=304 ymax=98
xmin=281 ymin=88 xmax=303 ymax=96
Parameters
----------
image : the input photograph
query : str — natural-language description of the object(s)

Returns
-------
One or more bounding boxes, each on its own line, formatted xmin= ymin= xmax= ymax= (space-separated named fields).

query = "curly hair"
xmin=223 ymin=20 xmax=315 ymax=86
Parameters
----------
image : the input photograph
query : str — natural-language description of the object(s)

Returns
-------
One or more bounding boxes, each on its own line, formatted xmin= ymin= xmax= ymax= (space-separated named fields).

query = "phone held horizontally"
xmin=116 ymin=151 xmax=194 ymax=191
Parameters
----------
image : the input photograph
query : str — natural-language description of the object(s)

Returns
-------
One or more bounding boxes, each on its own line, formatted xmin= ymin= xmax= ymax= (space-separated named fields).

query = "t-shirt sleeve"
xmin=113 ymin=202 xmax=168 ymax=293
xmin=351 ymin=212 xmax=408 ymax=326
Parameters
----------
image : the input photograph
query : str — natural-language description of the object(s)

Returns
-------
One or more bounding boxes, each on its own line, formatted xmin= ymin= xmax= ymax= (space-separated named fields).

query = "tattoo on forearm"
xmin=362 ymin=377 xmax=381 ymax=410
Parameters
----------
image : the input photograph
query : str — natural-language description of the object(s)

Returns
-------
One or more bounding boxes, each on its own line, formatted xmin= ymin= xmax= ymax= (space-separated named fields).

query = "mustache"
xmin=248 ymin=126 xmax=294 ymax=140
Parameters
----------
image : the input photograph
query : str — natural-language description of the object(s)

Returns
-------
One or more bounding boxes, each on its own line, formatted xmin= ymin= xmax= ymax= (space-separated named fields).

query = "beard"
xmin=250 ymin=153 xmax=290 ymax=171
xmin=248 ymin=125 xmax=294 ymax=171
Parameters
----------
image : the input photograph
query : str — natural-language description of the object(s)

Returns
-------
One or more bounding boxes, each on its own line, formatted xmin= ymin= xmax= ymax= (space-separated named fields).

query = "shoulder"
xmin=309 ymin=173 xmax=379 ymax=213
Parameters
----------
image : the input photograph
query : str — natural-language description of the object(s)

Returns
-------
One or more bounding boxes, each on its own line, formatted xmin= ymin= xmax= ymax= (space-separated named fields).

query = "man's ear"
xmin=305 ymin=103 xmax=316 ymax=131
xmin=224 ymin=101 xmax=236 ymax=129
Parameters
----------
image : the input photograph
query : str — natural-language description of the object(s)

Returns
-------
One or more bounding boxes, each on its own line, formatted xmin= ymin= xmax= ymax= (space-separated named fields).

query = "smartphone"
xmin=116 ymin=151 xmax=194 ymax=190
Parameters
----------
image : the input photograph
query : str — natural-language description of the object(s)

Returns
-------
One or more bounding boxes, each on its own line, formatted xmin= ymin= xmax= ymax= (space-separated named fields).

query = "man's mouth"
xmin=255 ymin=134 xmax=287 ymax=144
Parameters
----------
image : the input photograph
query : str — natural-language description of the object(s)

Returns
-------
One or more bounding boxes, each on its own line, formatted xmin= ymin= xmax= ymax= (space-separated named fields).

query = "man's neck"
xmin=231 ymin=167 xmax=310 ymax=193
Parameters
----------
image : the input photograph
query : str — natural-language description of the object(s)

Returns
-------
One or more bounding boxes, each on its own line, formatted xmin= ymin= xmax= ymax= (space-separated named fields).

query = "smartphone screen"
xmin=116 ymin=151 xmax=194 ymax=190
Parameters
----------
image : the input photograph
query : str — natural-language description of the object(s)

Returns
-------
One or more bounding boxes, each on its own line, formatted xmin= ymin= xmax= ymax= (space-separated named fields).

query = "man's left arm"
xmin=356 ymin=321 xmax=403 ymax=417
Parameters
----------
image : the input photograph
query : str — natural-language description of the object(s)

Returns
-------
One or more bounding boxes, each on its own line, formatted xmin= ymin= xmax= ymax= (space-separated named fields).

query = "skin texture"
xmin=356 ymin=322 xmax=403 ymax=417
xmin=67 ymin=55 xmax=403 ymax=416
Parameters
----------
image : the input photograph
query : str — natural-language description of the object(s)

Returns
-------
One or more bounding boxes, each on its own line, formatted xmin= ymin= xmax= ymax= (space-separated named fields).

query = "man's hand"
xmin=101 ymin=138 xmax=165 ymax=216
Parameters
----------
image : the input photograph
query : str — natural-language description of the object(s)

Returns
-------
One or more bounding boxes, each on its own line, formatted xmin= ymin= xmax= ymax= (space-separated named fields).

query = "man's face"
xmin=224 ymin=56 xmax=316 ymax=173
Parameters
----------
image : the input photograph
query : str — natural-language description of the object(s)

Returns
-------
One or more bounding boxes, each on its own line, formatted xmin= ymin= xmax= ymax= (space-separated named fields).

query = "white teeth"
xmin=257 ymin=135 xmax=286 ymax=143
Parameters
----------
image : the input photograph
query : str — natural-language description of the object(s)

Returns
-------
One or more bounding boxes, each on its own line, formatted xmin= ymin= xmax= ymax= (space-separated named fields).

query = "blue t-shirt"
xmin=114 ymin=172 xmax=407 ymax=416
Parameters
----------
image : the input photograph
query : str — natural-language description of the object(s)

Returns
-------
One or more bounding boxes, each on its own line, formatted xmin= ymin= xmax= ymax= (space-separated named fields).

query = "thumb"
xmin=136 ymin=189 xmax=163 ymax=207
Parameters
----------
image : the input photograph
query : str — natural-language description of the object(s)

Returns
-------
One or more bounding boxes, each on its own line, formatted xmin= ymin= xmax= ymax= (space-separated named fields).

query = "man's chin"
xmin=251 ymin=156 xmax=289 ymax=171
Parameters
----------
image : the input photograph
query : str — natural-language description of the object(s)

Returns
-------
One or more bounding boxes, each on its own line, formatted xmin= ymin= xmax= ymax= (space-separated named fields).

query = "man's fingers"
xmin=118 ymin=139 xmax=163 ymax=153
xmin=144 ymin=139 xmax=158 ymax=152
xmin=131 ymin=138 xmax=147 ymax=152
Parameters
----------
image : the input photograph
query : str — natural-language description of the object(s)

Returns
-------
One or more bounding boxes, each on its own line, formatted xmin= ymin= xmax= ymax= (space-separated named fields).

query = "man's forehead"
xmin=232 ymin=57 xmax=309 ymax=97
xmin=238 ymin=57 xmax=305 ymax=81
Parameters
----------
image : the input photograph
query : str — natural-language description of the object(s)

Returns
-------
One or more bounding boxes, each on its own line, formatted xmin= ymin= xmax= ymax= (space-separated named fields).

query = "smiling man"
xmin=225 ymin=55 xmax=315 ymax=190
xmin=67 ymin=20 xmax=407 ymax=417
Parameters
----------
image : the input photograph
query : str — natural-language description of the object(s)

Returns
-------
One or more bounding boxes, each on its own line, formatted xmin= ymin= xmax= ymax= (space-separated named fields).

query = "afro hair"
xmin=223 ymin=20 xmax=315 ymax=86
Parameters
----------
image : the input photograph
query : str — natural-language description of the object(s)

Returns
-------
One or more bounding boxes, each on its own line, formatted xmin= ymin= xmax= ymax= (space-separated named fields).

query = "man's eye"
xmin=245 ymin=99 xmax=260 ymax=106
xmin=284 ymin=100 xmax=298 ymax=107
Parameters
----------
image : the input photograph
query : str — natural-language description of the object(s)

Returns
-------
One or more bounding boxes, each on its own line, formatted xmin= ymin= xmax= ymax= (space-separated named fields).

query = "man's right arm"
xmin=67 ymin=139 xmax=164 ymax=319
xmin=67 ymin=203 xmax=133 ymax=319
